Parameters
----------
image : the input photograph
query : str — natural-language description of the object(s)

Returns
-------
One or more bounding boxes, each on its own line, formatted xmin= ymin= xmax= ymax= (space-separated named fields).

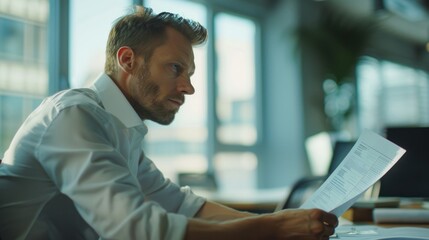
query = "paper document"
xmin=301 ymin=130 xmax=406 ymax=216
xmin=332 ymin=225 xmax=429 ymax=239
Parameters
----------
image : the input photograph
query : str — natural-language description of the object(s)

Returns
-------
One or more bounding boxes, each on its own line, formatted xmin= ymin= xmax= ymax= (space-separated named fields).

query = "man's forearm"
xmin=187 ymin=207 xmax=338 ymax=240
xmin=185 ymin=214 xmax=266 ymax=240
xmin=194 ymin=200 xmax=256 ymax=221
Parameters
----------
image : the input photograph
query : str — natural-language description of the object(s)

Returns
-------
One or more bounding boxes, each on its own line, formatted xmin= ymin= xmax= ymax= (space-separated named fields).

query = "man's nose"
xmin=178 ymin=76 xmax=195 ymax=95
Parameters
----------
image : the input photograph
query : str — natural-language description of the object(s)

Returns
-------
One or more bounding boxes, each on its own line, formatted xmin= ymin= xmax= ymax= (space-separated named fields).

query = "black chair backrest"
xmin=327 ymin=141 xmax=355 ymax=175
xmin=275 ymin=176 xmax=326 ymax=211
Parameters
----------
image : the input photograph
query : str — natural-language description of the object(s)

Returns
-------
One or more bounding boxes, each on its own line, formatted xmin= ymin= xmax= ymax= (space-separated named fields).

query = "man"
xmin=0 ymin=6 xmax=337 ymax=240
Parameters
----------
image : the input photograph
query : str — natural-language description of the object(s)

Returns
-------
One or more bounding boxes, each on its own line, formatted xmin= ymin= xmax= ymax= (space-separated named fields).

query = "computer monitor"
xmin=379 ymin=126 xmax=429 ymax=198
xmin=327 ymin=140 xmax=356 ymax=175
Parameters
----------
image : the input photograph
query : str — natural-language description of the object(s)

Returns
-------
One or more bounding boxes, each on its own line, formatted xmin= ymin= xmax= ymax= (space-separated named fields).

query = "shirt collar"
xmin=91 ymin=73 xmax=145 ymax=129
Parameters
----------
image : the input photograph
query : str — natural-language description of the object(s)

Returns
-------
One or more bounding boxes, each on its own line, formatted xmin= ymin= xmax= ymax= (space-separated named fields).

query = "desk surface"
xmin=333 ymin=223 xmax=429 ymax=239
xmin=335 ymin=201 xmax=429 ymax=239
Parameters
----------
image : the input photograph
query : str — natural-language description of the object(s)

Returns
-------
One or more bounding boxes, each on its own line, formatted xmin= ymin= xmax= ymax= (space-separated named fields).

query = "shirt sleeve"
xmin=135 ymin=155 xmax=206 ymax=217
xmin=35 ymin=104 xmax=201 ymax=240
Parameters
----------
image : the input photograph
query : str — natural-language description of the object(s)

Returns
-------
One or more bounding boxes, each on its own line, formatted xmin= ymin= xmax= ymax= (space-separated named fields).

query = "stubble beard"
xmin=132 ymin=67 xmax=177 ymax=125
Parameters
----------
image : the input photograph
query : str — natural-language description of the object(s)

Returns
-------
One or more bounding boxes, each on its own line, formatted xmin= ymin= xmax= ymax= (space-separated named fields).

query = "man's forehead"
xmin=156 ymin=30 xmax=194 ymax=58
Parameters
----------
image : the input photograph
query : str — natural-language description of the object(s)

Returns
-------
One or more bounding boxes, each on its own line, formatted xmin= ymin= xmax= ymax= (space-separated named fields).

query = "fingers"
xmin=274 ymin=208 xmax=338 ymax=239
xmin=310 ymin=208 xmax=338 ymax=227
xmin=322 ymin=221 xmax=335 ymax=237
xmin=308 ymin=209 xmax=338 ymax=238
xmin=321 ymin=211 xmax=338 ymax=228
xmin=311 ymin=219 xmax=335 ymax=238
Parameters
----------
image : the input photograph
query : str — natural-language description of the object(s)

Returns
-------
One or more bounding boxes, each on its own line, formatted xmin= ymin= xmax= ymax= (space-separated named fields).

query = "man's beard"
xmin=130 ymin=67 xmax=178 ymax=125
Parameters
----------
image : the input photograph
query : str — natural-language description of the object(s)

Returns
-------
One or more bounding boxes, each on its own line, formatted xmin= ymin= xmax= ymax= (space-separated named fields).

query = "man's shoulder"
xmin=49 ymin=88 xmax=104 ymax=110
xmin=34 ymin=88 xmax=112 ymax=128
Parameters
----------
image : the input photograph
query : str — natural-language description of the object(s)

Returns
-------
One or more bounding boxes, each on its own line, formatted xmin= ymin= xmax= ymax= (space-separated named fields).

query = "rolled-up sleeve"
xmin=136 ymin=155 xmax=206 ymax=217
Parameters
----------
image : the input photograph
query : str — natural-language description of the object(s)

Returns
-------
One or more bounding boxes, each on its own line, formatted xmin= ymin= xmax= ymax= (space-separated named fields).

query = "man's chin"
xmin=150 ymin=115 xmax=175 ymax=125
xmin=137 ymin=107 xmax=176 ymax=125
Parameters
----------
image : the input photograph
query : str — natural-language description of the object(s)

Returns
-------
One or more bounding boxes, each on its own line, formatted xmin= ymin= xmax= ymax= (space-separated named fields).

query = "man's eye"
xmin=171 ymin=64 xmax=182 ymax=73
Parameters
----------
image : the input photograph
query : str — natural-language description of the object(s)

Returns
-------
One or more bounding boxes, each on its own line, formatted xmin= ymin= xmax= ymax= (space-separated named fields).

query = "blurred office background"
xmin=1 ymin=0 xmax=429 ymax=192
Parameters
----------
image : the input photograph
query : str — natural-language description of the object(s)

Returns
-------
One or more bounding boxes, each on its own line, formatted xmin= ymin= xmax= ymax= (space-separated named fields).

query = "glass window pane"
xmin=69 ymin=0 xmax=132 ymax=88
xmin=215 ymin=13 xmax=257 ymax=145
xmin=0 ymin=0 xmax=49 ymax=156
xmin=357 ymin=57 xmax=429 ymax=132
xmin=0 ymin=18 xmax=24 ymax=61
xmin=143 ymin=0 xmax=208 ymax=183
xmin=0 ymin=94 xmax=43 ymax=155
xmin=356 ymin=57 xmax=382 ymax=131
xmin=214 ymin=152 xmax=257 ymax=190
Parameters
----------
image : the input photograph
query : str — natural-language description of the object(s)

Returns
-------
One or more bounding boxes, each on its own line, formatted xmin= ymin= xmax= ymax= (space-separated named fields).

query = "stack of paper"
xmin=334 ymin=225 xmax=429 ymax=239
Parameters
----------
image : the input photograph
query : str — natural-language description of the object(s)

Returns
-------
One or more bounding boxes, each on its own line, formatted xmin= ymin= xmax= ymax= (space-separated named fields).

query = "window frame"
xmin=48 ymin=0 xmax=70 ymax=94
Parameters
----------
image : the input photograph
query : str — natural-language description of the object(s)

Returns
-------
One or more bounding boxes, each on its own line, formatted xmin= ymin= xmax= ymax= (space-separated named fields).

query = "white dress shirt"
xmin=0 ymin=73 xmax=206 ymax=240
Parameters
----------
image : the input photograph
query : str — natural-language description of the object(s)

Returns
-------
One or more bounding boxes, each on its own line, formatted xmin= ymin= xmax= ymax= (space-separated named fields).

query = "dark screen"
xmin=327 ymin=141 xmax=356 ymax=175
xmin=379 ymin=127 xmax=429 ymax=198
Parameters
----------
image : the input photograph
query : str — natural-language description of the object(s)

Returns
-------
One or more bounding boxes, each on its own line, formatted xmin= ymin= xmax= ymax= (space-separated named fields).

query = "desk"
xmin=193 ymin=187 xmax=290 ymax=213
xmin=342 ymin=199 xmax=429 ymax=223
xmin=333 ymin=216 xmax=429 ymax=239
xmin=333 ymin=223 xmax=429 ymax=239
xmin=334 ymin=205 xmax=429 ymax=239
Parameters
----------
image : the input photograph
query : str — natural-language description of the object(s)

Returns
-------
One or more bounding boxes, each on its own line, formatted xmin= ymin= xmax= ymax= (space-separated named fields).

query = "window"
xmin=357 ymin=56 xmax=429 ymax=133
xmin=69 ymin=0 xmax=132 ymax=88
xmin=145 ymin=0 xmax=261 ymax=190
xmin=0 ymin=18 xmax=24 ymax=61
xmin=0 ymin=0 xmax=49 ymax=155
xmin=213 ymin=12 xmax=259 ymax=190
xmin=215 ymin=13 xmax=257 ymax=146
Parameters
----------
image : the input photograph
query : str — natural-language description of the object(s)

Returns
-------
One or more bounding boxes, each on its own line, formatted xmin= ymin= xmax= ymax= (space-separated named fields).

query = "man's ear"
xmin=117 ymin=46 xmax=137 ymax=73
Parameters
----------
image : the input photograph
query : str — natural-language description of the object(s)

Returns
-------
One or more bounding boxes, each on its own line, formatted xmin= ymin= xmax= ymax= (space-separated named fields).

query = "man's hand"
xmin=270 ymin=208 xmax=338 ymax=240
xmin=186 ymin=207 xmax=338 ymax=240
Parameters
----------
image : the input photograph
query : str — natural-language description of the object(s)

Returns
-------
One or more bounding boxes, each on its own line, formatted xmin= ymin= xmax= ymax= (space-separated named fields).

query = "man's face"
xmin=128 ymin=27 xmax=196 ymax=125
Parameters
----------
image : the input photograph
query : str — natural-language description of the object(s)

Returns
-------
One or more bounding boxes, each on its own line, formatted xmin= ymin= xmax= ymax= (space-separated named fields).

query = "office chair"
xmin=275 ymin=175 xmax=326 ymax=211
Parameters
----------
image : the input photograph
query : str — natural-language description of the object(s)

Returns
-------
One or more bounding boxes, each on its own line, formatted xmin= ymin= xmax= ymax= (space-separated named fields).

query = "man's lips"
xmin=169 ymin=98 xmax=184 ymax=107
